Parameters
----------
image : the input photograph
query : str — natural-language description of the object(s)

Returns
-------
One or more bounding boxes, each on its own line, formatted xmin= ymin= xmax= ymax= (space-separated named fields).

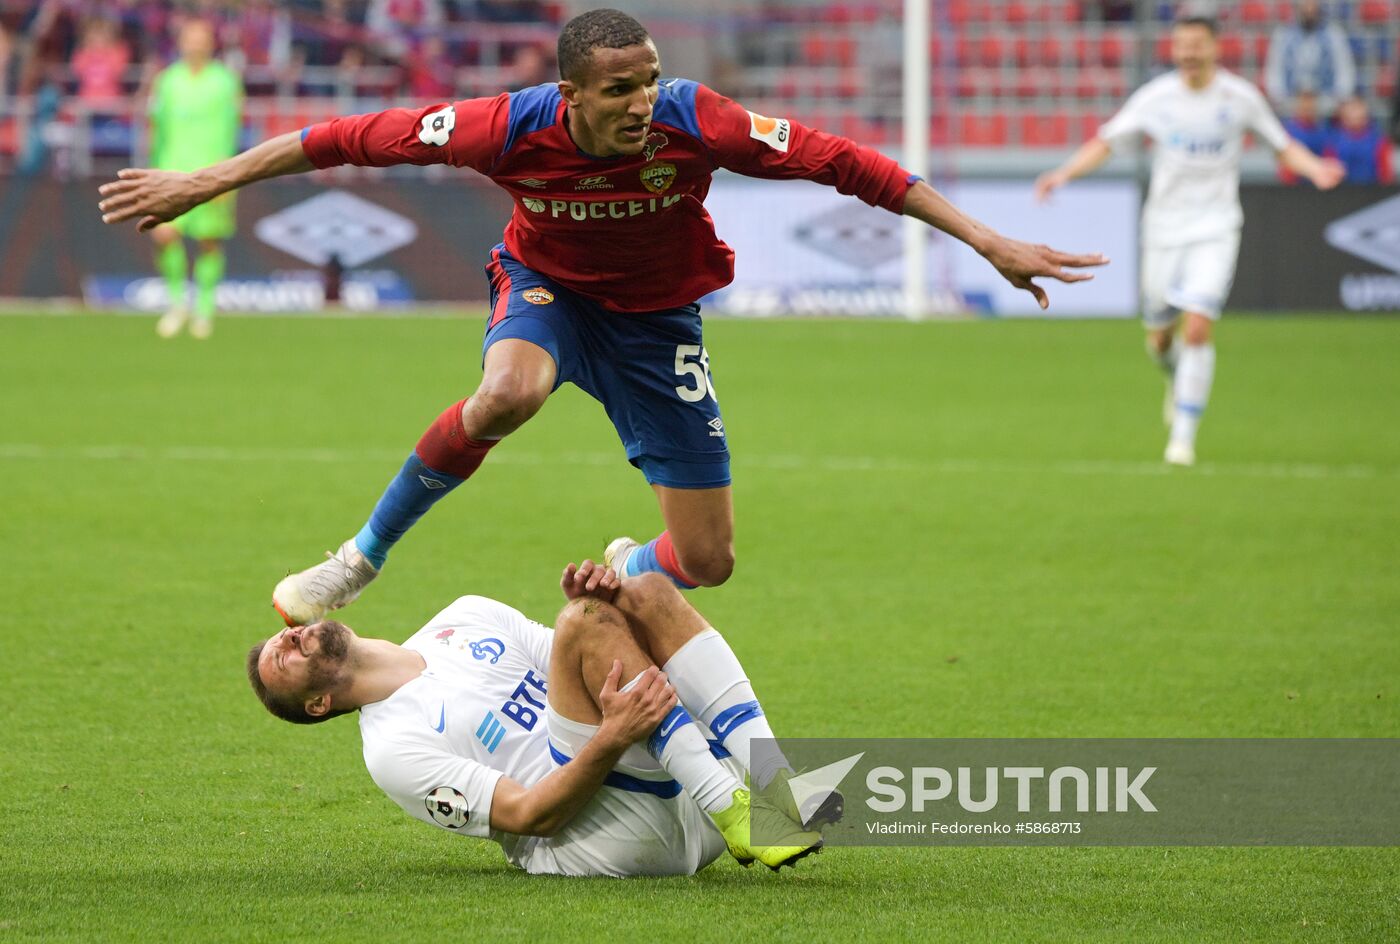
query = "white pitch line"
xmin=0 ymin=443 xmax=1394 ymax=482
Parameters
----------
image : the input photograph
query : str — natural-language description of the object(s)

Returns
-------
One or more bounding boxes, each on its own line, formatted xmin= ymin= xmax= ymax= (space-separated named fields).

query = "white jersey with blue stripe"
xmin=1099 ymin=69 xmax=1290 ymax=247
xmin=357 ymin=595 xmax=556 ymax=869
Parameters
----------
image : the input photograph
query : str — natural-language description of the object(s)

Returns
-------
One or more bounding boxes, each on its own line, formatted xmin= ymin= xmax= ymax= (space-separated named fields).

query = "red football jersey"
xmin=302 ymin=80 xmax=915 ymax=312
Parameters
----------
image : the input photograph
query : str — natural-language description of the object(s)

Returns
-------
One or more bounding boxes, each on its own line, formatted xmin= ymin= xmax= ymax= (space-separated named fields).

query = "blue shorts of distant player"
xmin=481 ymin=244 xmax=731 ymax=490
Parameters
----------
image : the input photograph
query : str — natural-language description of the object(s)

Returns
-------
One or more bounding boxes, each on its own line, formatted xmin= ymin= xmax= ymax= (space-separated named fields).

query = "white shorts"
xmin=518 ymin=707 xmax=731 ymax=878
xmin=1140 ymin=231 xmax=1241 ymax=328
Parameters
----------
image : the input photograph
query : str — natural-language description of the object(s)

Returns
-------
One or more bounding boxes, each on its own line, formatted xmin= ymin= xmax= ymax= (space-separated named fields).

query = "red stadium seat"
xmin=979 ymin=34 xmax=1007 ymax=67
xmin=1239 ymin=1 xmax=1272 ymax=22
xmin=947 ymin=0 xmax=972 ymax=24
xmin=1154 ymin=34 xmax=1172 ymax=64
xmin=1073 ymin=68 xmax=1127 ymax=99
xmin=1219 ymin=34 xmax=1245 ymax=67
xmin=802 ymin=33 xmax=831 ymax=65
xmin=1099 ymin=30 xmax=1128 ymax=67
xmin=1020 ymin=111 xmax=1071 ymax=146
xmin=957 ymin=112 xmax=1009 ymax=146
xmin=1006 ymin=2 xmax=1032 ymax=24
xmin=1251 ymin=32 xmax=1271 ymax=67
xmin=833 ymin=37 xmax=857 ymax=68
xmin=1359 ymin=0 xmax=1395 ymax=22
xmin=955 ymin=67 xmax=1006 ymax=99
xmin=1015 ymin=68 xmax=1064 ymax=99
xmin=1377 ymin=66 xmax=1397 ymax=99
xmin=1016 ymin=34 xmax=1065 ymax=67
xmin=1077 ymin=113 xmax=1106 ymax=141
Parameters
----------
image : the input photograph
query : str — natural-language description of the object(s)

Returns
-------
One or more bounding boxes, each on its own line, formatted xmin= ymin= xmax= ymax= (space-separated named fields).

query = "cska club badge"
xmin=640 ymin=162 xmax=678 ymax=194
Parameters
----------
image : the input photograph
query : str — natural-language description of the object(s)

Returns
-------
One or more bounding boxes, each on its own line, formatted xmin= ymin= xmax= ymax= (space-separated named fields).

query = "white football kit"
xmin=1099 ymin=69 xmax=1290 ymax=325
xmin=357 ymin=595 xmax=728 ymax=877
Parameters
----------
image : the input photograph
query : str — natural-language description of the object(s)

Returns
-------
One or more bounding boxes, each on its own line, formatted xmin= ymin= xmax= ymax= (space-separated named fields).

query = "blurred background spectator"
xmin=1280 ymin=90 xmax=1329 ymax=183
xmin=366 ymin=0 xmax=446 ymax=60
xmin=1265 ymin=0 xmax=1357 ymax=116
xmin=71 ymin=17 xmax=129 ymax=103
xmin=0 ymin=0 xmax=1394 ymax=178
xmin=1328 ymin=94 xmax=1393 ymax=184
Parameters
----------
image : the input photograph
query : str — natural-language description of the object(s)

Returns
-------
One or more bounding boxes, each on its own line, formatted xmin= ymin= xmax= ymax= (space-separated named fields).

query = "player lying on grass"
xmin=1034 ymin=12 xmax=1343 ymax=467
xmin=102 ymin=8 xmax=1107 ymax=622
xmin=246 ymin=563 xmax=835 ymax=877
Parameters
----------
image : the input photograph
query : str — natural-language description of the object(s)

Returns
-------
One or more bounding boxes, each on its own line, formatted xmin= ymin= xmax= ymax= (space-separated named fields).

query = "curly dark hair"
xmin=557 ymin=8 xmax=651 ymax=83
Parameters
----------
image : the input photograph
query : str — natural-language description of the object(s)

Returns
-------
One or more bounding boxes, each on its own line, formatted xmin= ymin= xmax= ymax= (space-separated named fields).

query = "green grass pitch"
xmin=1 ymin=312 xmax=1396 ymax=942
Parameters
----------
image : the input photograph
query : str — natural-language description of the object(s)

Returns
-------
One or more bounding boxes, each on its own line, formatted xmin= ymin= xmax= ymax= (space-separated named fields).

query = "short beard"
xmin=305 ymin=620 xmax=352 ymax=691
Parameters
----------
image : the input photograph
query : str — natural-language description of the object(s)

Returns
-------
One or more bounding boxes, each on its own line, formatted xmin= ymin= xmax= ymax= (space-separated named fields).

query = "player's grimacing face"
xmin=257 ymin=621 xmax=353 ymax=700
xmin=1171 ymin=25 xmax=1217 ymax=81
xmin=561 ymin=41 xmax=661 ymax=157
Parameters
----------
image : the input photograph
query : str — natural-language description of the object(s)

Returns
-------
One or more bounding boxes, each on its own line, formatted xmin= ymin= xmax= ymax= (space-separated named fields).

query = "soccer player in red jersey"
xmin=99 ymin=9 xmax=1107 ymax=622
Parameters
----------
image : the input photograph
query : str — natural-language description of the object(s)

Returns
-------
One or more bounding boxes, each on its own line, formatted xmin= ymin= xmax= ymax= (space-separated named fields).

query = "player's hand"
xmin=560 ymin=559 xmax=621 ymax=603
xmin=97 ymin=168 xmax=211 ymax=232
xmin=597 ymin=661 xmax=677 ymax=747
xmin=980 ymin=235 xmax=1109 ymax=310
xmin=1311 ymin=157 xmax=1346 ymax=191
xmin=1033 ymin=169 xmax=1067 ymax=204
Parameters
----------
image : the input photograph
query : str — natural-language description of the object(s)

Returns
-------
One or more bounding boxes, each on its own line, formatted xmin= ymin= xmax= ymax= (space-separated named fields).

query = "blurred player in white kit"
xmin=1036 ymin=11 xmax=1344 ymax=465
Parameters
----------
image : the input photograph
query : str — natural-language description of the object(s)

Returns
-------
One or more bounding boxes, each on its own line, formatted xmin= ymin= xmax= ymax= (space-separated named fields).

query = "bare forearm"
xmin=901 ymin=180 xmax=997 ymax=254
xmin=493 ymin=728 xmax=630 ymax=835
xmin=1055 ymin=137 xmax=1113 ymax=183
xmin=1278 ymin=140 xmax=1321 ymax=177
xmin=189 ymin=131 xmax=313 ymax=202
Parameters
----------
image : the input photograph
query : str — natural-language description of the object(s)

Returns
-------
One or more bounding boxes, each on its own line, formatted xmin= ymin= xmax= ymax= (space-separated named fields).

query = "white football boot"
xmin=1164 ymin=440 xmax=1196 ymax=467
xmin=603 ymin=536 xmax=640 ymax=574
xmin=156 ymin=305 xmax=188 ymax=338
xmin=189 ymin=317 xmax=214 ymax=340
xmin=272 ymin=538 xmax=380 ymax=626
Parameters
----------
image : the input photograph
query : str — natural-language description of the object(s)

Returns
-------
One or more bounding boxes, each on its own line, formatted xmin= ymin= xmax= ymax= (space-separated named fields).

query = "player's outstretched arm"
xmin=1033 ymin=136 xmax=1113 ymax=203
xmin=1277 ymin=139 xmax=1346 ymax=190
xmin=99 ymin=130 xmax=312 ymax=232
xmin=487 ymin=662 xmax=675 ymax=836
xmin=903 ymin=180 xmax=1109 ymax=310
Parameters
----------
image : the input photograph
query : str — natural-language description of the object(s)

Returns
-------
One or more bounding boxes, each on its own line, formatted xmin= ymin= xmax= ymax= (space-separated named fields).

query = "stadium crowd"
xmin=0 ymin=0 xmax=1395 ymax=173
xmin=0 ymin=0 xmax=563 ymax=105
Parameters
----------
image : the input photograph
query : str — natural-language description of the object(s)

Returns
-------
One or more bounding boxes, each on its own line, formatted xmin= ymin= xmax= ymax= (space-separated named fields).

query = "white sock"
xmin=625 ymin=673 xmax=739 ymax=814
xmin=1147 ymin=334 xmax=1180 ymax=376
xmin=663 ymin=629 xmax=790 ymax=790
xmin=1171 ymin=342 xmax=1215 ymax=445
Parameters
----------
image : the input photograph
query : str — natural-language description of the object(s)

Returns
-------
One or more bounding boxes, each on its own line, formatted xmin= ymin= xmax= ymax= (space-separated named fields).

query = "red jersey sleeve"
xmin=693 ymin=84 xmax=915 ymax=215
xmin=300 ymin=94 xmax=510 ymax=174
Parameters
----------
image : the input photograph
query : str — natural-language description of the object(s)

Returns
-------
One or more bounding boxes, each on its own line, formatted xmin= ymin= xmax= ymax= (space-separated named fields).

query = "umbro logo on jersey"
xmin=523 ymin=288 xmax=555 ymax=306
xmin=417 ymin=105 xmax=455 ymax=147
xmin=575 ymin=175 xmax=613 ymax=191
xmin=476 ymin=711 xmax=506 ymax=753
xmin=707 ymin=417 xmax=725 ymax=437
xmin=418 ymin=474 xmax=447 ymax=489
xmin=518 ymin=178 xmax=549 ymax=188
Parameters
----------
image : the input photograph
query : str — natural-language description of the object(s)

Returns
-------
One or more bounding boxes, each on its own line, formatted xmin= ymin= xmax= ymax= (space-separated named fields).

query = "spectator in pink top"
xmin=71 ymin=18 xmax=129 ymax=101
